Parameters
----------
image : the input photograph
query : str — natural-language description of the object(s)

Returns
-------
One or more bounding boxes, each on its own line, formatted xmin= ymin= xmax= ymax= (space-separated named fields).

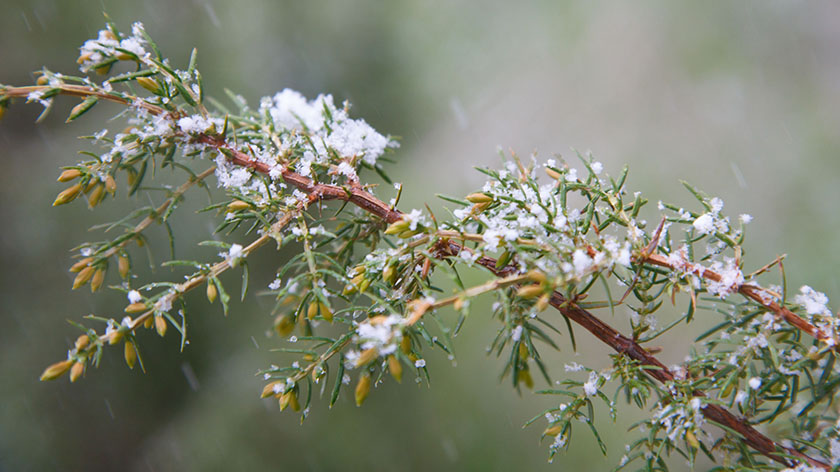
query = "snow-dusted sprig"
xmin=7 ymin=18 xmax=840 ymax=472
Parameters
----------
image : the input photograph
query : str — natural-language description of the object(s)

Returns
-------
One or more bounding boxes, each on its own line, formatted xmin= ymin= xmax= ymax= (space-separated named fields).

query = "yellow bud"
xmin=74 ymin=334 xmax=90 ymax=351
xmin=94 ymin=63 xmax=112 ymax=75
xmin=342 ymin=284 xmax=356 ymax=296
xmin=382 ymin=264 xmax=397 ymax=285
xmin=206 ymin=282 xmax=217 ymax=303
xmin=124 ymin=341 xmax=137 ymax=369
xmin=136 ymin=76 xmax=161 ymax=95
xmin=40 ymin=359 xmax=74 ymax=381
xmin=384 ymin=219 xmax=409 ymax=235
xmin=398 ymin=229 xmax=420 ymax=239
xmin=518 ymin=367 xmax=534 ymax=389
xmin=0 ymin=104 xmax=5 ymax=121
xmin=495 ymin=250 xmax=513 ymax=269
xmin=261 ymin=381 xmax=282 ymax=398
xmin=53 ymin=183 xmax=82 ymax=206
xmin=387 ymin=355 xmax=402 ymax=383
xmin=518 ymin=342 xmax=529 ymax=360
xmin=400 ymin=336 xmax=412 ymax=355
xmin=535 ymin=294 xmax=550 ymax=312
xmin=109 ymin=329 xmax=124 ymax=345
xmin=36 ymin=75 xmax=49 ymax=86
xmin=543 ymin=425 xmax=564 ymax=437
xmin=516 ymin=284 xmax=544 ymax=299
xmin=89 ymin=268 xmax=105 ymax=293
xmin=279 ymin=389 xmax=300 ymax=412
xmin=125 ymin=302 xmax=147 ymax=314
xmin=126 ymin=167 xmax=139 ymax=186
xmin=355 ymin=373 xmax=371 ymax=407
xmin=118 ymin=255 xmax=130 ymax=279
xmin=307 ymin=301 xmax=319 ymax=320
xmin=545 ymin=167 xmax=562 ymax=180
xmin=115 ymin=52 xmax=135 ymax=61
xmin=143 ymin=317 xmax=153 ymax=329
xmin=226 ymin=200 xmax=251 ymax=212
xmin=72 ymin=266 xmax=95 ymax=289
xmin=686 ymin=430 xmax=700 ymax=450
xmin=274 ymin=314 xmax=295 ymax=337
xmin=104 ymin=175 xmax=117 ymax=195
xmin=57 ymin=169 xmax=81 ymax=182
xmin=465 ymin=192 xmax=493 ymax=204
xmin=319 ymin=302 xmax=333 ymax=322
xmin=102 ymin=30 xmax=118 ymax=41
xmin=88 ymin=183 xmax=106 ymax=208
xmin=358 ymin=279 xmax=371 ymax=293
xmin=526 ymin=270 xmax=547 ymax=284
xmin=70 ymin=257 xmax=93 ymax=273
xmin=77 ymin=52 xmax=93 ymax=65
xmin=355 ymin=347 xmax=378 ymax=367
xmin=155 ymin=315 xmax=167 ymax=337
xmin=69 ymin=361 xmax=85 ymax=382
xmin=351 ymin=273 xmax=366 ymax=287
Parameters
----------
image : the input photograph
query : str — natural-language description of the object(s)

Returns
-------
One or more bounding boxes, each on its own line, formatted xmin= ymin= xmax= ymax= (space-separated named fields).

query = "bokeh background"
xmin=2 ymin=1 xmax=840 ymax=471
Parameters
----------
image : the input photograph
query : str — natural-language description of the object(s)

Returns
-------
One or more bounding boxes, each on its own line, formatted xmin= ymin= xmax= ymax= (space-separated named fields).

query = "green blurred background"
xmin=1 ymin=1 xmax=839 ymax=470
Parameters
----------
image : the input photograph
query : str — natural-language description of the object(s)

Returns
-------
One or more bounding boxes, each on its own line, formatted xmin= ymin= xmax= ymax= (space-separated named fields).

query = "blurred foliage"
xmin=1 ymin=1 xmax=838 ymax=471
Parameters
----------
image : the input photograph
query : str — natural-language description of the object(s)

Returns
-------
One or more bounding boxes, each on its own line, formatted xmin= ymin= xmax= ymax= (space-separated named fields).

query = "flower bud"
xmin=545 ymin=167 xmax=562 ymax=180
xmin=70 ymin=257 xmax=93 ymax=273
xmin=40 ymin=359 xmax=73 ymax=381
xmin=53 ymin=183 xmax=82 ymax=206
xmin=355 ymin=372 xmax=371 ymax=407
xmin=400 ymin=336 xmax=412 ymax=355
xmin=307 ymin=301 xmax=319 ymax=320
xmin=261 ymin=381 xmax=282 ymax=398
xmin=136 ymin=77 xmax=162 ymax=95
xmin=319 ymin=302 xmax=333 ymax=323
xmin=518 ymin=367 xmax=534 ymax=389
xmin=279 ymin=389 xmax=300 ymax=412
xmin=124 ymin=341 xmax=137 ymax=369
xmin=465 ymin=192 xmax=493 ymax=203
xmin=384 ymin=219 xmax=410 ymax=235
xmin=387 ymin=355 xmax=402 ymax=383
xmin=206 ymin=282 xmax=217 ymax=303
xmin=69 ymin=361 xmax=85 ymax=382
xmin=516 ymin=284 xmax=544 ymax=299
xmin=94 ymin=63 xmax=112 ymax=75
xmin=72 ymin=266 xmax=95 ymax=289
xmin=77 ymin=52 xmax=93 ymax=65
xmin=543 ymin=425 xmax=564 ymax=437
xmin=36 ymin=75 xmax=49 ymax=86
xmin=118 ymin=255 xmax=130 ymax=279
xmin=495 ymin=250 xmax=513 ymax=269
xmin=74 ymin=334 xmax=90 ymax=351
xmin=143 ymin=317 xmax=153 ymax=329
xmin=104 ymin=175 xmax=117 ymax=195
xmin=355 ymin=347 xmax=378 ymax=367
xmin=57 ymin=169 xmax=81 ymax=182
xmin=155 ymin=315 xmax=167 ymax=337
xmin=89 ymin=268 xmax=105 ymax=292
xmin=358 ymin=279 xmax=371 ymax=293
xmin=125 ymin=302 xmax=147 ymax=314
xmin=226 ymin=200 xmax=251 ymax=212
xmin=274 ymin=314 xmax=295 ymax=337
xmin=686 ymin=430 xmax=700 ymax=450
xmin=88 ymin=183 xmax=106 ymax=208
xmin=382 ymin=264 xmax=397 ymax=285
xmin=526 ymin=270 xmax=547 ymax=284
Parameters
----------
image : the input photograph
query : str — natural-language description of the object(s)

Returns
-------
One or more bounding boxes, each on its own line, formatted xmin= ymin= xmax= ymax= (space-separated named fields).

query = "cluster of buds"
xmin=54 ymin=167 xmax=116 ymax=208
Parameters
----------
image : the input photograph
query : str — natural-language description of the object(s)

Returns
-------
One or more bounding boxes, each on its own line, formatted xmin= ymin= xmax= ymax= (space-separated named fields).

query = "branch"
xmin=13 ymin=82 xmax=825 ymax=469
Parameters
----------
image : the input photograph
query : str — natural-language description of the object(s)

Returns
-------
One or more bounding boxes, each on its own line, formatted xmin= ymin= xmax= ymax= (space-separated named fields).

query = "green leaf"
xmin=66 ymin=96 xmax=98 ymax=123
